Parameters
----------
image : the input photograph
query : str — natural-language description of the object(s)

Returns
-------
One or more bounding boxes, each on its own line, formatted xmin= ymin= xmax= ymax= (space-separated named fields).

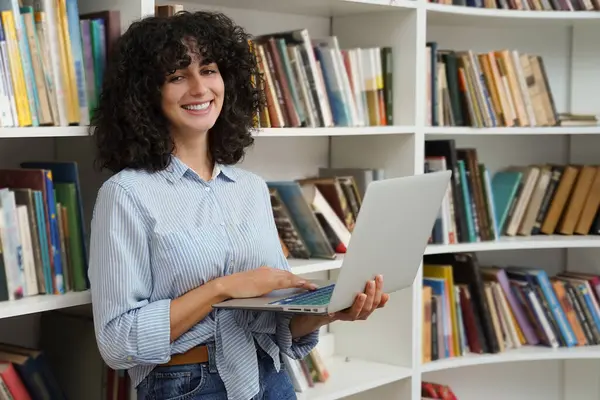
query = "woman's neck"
xmin=172 ymin=130 xmax=214 ymax=181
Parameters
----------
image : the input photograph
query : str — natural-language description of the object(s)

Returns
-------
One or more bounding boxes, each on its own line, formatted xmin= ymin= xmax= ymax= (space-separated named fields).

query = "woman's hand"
xmin=329 ymin=274 xmax=389 ymax=322
xmin=217 ymin=266 xmax=317 ymax=299
xmin=290 ymin=275 xmax=389 ymax=338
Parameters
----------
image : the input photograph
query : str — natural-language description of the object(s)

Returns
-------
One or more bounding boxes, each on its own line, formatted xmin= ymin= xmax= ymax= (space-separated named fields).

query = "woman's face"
xmin=160 ymin=52 xmax=225 ymax=138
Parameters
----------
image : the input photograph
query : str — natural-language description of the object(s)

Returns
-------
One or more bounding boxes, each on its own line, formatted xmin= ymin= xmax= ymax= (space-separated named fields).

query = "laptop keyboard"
xmin=269 ymin=284 xmax=335 ymax=306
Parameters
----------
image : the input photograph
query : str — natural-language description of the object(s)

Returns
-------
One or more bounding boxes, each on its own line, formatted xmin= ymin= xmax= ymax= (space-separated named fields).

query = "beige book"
xmin=519 ymin=165 xmax=552 ymax=235
xmin=558 ymin=165 xmax=598 ymax=235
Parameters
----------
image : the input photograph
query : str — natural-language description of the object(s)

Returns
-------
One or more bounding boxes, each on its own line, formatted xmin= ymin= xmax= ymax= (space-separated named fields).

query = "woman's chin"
xmin=177 ymin=121 xmax=217 ymax=135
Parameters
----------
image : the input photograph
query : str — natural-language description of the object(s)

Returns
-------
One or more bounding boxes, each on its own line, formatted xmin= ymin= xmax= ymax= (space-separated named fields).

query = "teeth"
xmin=182 ymin=102 xmax=210 ymax=111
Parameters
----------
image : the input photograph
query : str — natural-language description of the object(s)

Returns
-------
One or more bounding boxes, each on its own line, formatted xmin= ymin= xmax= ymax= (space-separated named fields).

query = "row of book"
xmin=0 ymin=161 xmax=88 ymax=302
xmin=428 ymin=0 xmax=600 ymax=11
xmin=425 ymin=44 xmax=575 ymax=128
xmin=422 ymin=381 xmax=459 ymax=400
xmin=422 ymin=252 xmax=600 ymax=363
xmin=425 ymin=139 xmax=600 ymax=245
xmin=0 ymin=0 xmax=119 ymax=128
xmin=269 ymin=167 xmax=384 ymax=260
xmin=283 ymin=347 xmax=330 ymax=393
xmin=0 ymin=342 xmax=65 ymax=400
xmin=250 ymin=29 xmax=393 ymax=129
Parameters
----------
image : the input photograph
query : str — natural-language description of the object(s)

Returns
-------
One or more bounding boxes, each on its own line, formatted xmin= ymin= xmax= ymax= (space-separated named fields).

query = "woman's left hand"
xmin=329 ymin=274 xmax=389 ymax=322
xmin=289 ymin=275 xmax=389 ymax=339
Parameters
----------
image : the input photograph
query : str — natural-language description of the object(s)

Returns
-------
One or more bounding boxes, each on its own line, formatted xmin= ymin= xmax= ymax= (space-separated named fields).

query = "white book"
xmin=16 ymin=205 xmax=38 ymax=296
xmin=0 ymin=189 xmax=24 ymax=300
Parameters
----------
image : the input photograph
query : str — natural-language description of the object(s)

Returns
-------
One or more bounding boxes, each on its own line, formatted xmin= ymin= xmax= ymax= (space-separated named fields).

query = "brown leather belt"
xmin=162 ymin=345 xmax=209 ymax=366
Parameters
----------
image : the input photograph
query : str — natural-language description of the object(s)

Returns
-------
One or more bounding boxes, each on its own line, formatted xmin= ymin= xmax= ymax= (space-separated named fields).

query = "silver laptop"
xmin=213 ymin=170 xmax=451 ymax=315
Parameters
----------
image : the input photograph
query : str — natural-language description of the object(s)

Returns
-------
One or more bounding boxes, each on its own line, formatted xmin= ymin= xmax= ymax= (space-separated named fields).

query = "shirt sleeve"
xmin=88 ymin=180 xmax=172 ymax=370
xmin=259 ymin=180 xmax=320 ymax=359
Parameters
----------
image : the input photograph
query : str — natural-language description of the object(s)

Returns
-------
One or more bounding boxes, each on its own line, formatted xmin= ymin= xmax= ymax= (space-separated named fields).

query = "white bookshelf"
xmin=0 ymin=0 xmax=598 ymax=399
xmin=426 ymin=126 xmax=600 ymax=135
xmin=420 ymin=345 xmax=600 ymax=373
xmin=0 ymin=291 xmax=91 ymax=320
xmin=0 ymin=127 xmax=90 ymax=138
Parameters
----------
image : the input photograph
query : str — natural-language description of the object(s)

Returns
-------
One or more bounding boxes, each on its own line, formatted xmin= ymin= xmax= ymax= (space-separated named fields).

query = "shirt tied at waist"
xmin=214 ymin=308 xmax=283 ymax=400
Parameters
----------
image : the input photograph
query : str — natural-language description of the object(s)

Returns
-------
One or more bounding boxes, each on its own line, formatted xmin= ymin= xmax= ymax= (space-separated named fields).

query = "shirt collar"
xmin=162 ymin=155 xmax=237 ymax=183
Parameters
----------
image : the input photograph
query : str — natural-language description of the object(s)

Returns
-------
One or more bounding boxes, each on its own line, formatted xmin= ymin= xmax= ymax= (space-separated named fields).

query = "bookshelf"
xmin=0 ymin=0 xmax=597 ymax=399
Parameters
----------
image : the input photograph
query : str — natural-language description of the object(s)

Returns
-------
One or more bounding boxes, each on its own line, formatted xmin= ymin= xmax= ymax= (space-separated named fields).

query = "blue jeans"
xmin=136 ymin=344 xmax=297 ymax=400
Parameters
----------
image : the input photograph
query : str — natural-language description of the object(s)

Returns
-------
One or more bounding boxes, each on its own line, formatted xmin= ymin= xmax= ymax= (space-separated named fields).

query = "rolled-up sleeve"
xmin=275 ymin=313 xmax=320 ymax=359
xmin=260 ymin=180 xmax=320 ymax=359
xmin=88 ymin=180 xmax=172 ymax=370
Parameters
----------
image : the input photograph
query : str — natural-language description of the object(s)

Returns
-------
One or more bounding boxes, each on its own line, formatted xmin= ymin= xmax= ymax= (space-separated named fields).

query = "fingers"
xmin=275 ymin=270 xmax=317 ymax=291
xmin=297 ymin=280 xmax=318 ymax=290
xmin=334 ymin=276 xmax=388 ymax=322
xmin=378 ymin=293 xmax=390 ymax=308
xmin=359 ymin=280 xmax=376 ymax=319
xmin=373 ymin=275 xmax=383 ymax=308
xmin=336 ymin=292 xmax=366 ymax=321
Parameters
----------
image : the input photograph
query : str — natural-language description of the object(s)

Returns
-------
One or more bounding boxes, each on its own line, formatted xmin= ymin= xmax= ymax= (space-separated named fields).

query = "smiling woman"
xmin=91 ymin=11 xmax=260 ymax=174
xmin=87 ymin=10 xmax=388 ymax=400
xmin=160 ymin=46 xmax=225 ymax=145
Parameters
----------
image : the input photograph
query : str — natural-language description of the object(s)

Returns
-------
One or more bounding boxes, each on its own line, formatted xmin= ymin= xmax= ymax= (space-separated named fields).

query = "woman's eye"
xmin=169 ymin=76 xmax=183 ymax=82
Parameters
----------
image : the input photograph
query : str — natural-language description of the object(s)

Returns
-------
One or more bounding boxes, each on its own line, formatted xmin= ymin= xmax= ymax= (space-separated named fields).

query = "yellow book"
xmin=22 ymin=10 xmax=52 ymax=125
xmin=1 ymin=11 xmax=32 ymax=126
xmin=55 ymin=0 xmax=79 ymax=124
xmin=423 ymin=264 xmax=460 ymax=357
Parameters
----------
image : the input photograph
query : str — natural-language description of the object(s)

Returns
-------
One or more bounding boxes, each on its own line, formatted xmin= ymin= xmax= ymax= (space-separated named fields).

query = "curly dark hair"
xmin=91 ymin=11 xmax=263 ymax=173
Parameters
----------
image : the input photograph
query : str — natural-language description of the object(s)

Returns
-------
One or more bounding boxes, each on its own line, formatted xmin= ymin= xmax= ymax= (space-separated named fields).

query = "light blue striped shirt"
xmin=88 ymin=155 xmax=319 ymax=400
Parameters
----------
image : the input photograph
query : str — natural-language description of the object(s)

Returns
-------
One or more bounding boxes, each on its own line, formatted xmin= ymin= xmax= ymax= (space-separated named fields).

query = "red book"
xmin=0 ymin=363 xmax=31 ymax=400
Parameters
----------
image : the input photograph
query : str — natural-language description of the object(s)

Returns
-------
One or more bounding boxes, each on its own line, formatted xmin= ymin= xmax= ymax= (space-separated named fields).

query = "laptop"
xmin=213 ymin=170 xmax=451 ymax=315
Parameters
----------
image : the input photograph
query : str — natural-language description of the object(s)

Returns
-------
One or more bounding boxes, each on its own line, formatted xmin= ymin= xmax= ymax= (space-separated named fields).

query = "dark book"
xmin=425 ymin=139 xmax=469 ymax=243
xmin=424 ymin=252 xmax=500 ymax=353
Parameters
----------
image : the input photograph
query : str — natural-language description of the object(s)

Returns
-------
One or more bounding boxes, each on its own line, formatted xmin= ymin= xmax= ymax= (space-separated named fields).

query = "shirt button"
xmin=127 ymin=356 xmax=133 ymax=361
xmin=205 ymin=187 xmax=211 ymax=192
xmin=220 ymin=222 xmax=225 ymax=226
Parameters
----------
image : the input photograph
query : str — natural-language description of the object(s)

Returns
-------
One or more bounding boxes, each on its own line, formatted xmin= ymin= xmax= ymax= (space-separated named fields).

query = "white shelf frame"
xmin=420 ymin=345 xmax=600 ymax=373
xmin=0 ymin=126 xmax=90 ymax=138
xmin=6 ymin=124 xmax=600 ymax=138
xmin=0 ymin=291 xmax=91 ymax=319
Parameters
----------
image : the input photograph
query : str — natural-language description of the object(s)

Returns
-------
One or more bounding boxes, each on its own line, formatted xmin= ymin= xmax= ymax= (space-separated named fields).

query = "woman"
xmin=88 ymin=10 xmax=389 ymax=400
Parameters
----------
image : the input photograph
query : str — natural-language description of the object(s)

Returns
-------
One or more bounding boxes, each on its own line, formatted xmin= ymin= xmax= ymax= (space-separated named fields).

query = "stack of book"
xmin=422 ymin=381 xmax=459 ymax=399
xmin=249 ymin=29 xmax=393 ymax=128
xmin=268 ymin=167 xmax=384 ymax=260
xmin=422 ymin=252 xmax=600 ymax=362
xmin=425 ymin=44 xmax=560 ymax=128
xmin=0 ymin=1 xmax=119 ymax=127
xmin=557 ymin=113 xmax=599 ymax=126
xmin=427 ymin=0 xmax=600 ymax=12
xmin=0 ymin=342 xmax=65 ymax=399
xmin=0 ymin=161 xmax=88 ymax=302
xmin=425 ymin=139 xmax=600 ymax=245
xmin=282 ymin=347 xmax=329 ymax=393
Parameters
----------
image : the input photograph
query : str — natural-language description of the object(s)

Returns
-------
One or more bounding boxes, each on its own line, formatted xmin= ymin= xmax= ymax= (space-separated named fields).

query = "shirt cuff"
xmin=135 ymin=299 xmax=172 ymax=364
xmin=275 ymin=313 xmax=320 ymax=360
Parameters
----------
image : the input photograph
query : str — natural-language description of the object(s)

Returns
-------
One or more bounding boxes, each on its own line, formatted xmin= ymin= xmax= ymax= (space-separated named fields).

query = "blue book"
xmin=491 ymin=170 xmax=522 ymax=234
xmin=21 ymin=161 xmax=87 ymax=288
xmin=267 ymin=181 xmax=335 ymax=260
xmin=33 ymin=190 xmax=52 ymax=292
xmin=424 ymin=277 xmax=451 ymax=358
xmin=65 ymin=0 xmax=89 ymax=124
xmin=508 ymin=268 xmax=576 ymax=348
xmin=458 ymin=160 xmax=476 ymax=242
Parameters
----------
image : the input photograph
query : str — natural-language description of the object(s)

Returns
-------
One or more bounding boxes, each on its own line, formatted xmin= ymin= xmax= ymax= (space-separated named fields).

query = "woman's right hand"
xmin=218 ymin=266 xmax=317 ymax=299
